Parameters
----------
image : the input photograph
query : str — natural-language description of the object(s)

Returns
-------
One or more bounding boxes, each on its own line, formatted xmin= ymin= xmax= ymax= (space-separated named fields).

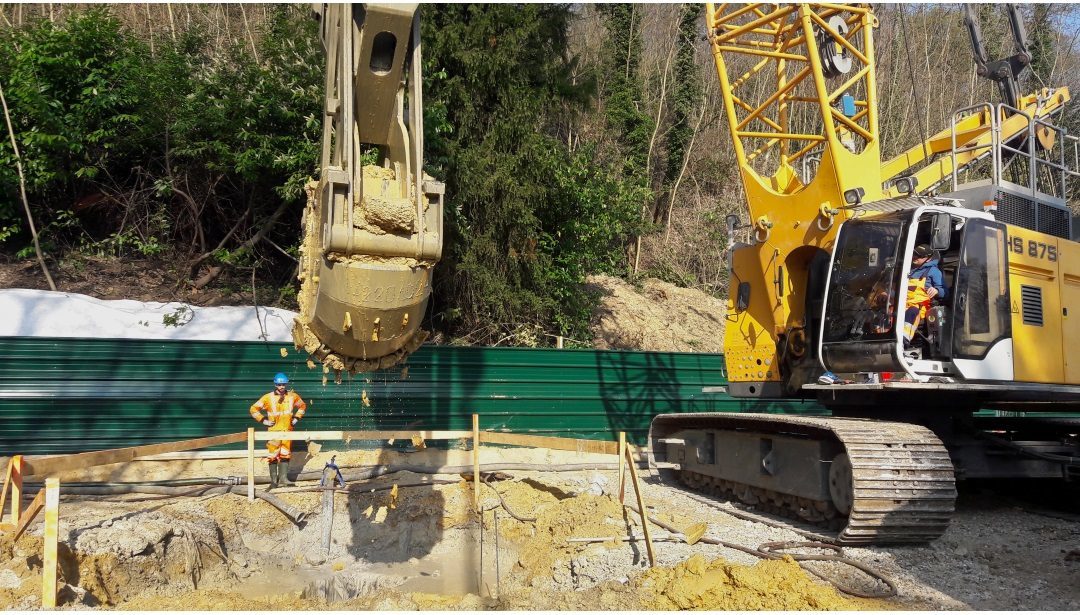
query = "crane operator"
xmin=903 ymin=243 xmax=947 ymax=348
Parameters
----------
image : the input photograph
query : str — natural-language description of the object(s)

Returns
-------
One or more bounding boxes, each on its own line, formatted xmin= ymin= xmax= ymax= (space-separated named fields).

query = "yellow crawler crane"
xmin=294 ymin=4 xmax=443 ymax=374
xmin=650 ymin=3 xmax=1080 ymax=545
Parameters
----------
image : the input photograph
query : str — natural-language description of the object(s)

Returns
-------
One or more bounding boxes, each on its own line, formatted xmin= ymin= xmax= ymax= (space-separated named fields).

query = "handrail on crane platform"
xmin=949 ymin=102 xmax=1080 ymax=204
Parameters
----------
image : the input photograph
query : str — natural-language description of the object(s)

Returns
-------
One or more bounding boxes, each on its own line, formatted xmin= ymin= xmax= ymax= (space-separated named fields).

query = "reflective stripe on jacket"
xmin=908 ymin=258 xmax=946 ymax=301
xmin=250 ymin=391 xmax=307 ymax=432
xmin=906 ymin=276 xmax=931 ymax=310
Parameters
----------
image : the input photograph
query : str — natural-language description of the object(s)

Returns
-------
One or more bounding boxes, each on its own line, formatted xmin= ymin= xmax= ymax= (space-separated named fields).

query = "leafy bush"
xmin=423 ymin=4 xmax=644 ymax=344
xmin=0 ymin=6 xmax=320 ymax=277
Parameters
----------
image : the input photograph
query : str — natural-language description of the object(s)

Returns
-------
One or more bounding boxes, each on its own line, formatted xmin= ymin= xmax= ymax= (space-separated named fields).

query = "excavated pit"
xmin=0 ymin=447 xmax=901 ymax=610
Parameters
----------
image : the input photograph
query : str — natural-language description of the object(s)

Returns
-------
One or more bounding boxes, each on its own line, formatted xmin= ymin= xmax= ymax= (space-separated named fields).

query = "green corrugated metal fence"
xmin=0 ymin=337 xmax=827 ymax=455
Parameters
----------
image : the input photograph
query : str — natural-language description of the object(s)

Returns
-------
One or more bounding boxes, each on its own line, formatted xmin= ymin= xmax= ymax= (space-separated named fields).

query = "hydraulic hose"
xmin=976 ymin=430 xmax=1080 ymax=468
xmin=623 ymin=502 xmax=897 ymax=600
xmin=58 ymin=484 xmax=306 ymax=524
xmin=30 ymin=462 xmax=643 ymax=490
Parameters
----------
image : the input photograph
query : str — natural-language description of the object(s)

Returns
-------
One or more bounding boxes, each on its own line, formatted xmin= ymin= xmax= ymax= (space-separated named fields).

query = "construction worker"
xmin=903 ymin=244 xmax=947 ymax=347
xmin=249 ymin=372 xmax=307 ymax=489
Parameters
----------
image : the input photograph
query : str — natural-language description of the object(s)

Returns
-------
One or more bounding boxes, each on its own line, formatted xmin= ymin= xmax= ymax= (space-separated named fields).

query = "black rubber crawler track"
xmin=649 ymin=412 xmax=957 ymax=545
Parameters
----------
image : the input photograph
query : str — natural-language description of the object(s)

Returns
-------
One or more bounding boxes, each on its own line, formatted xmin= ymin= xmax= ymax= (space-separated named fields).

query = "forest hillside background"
xmin=2 ymin=4 xmax=1079 ymax=349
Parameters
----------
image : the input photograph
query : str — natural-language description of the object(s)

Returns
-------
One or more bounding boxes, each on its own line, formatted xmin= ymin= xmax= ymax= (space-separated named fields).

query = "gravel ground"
xmin=623 ymin=472 xmax=1080 ymax=610
xmin=4 ymin=449 xmax=1079 ymax=610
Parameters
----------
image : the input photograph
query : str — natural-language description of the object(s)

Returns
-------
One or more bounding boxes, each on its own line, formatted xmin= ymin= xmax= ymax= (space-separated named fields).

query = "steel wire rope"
xmin=757 ymin=541 xmax=898 ymax=599
xmin=899 ymin=6 xmax=933 ymax=167
xmin=975 ymin=430 xmax=1080 ymax=467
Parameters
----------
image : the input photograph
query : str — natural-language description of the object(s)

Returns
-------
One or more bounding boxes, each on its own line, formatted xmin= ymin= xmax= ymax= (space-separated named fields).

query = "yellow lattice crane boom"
xmin=707 ymin=3 xmax=885 ymax=396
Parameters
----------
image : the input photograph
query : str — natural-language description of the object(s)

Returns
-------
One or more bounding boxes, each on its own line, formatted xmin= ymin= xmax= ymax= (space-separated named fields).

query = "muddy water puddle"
xmin=233 ymin=565 xmax=325 ymax=598
xmin=285 ymin=528 xmax=504 ymax=603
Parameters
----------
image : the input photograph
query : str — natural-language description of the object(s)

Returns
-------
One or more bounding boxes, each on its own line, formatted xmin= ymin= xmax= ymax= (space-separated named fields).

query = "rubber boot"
xmin=280 ymin=461 xmax=295 ymax=487
xmin=267 ymin=462 xmax=279 ymax=491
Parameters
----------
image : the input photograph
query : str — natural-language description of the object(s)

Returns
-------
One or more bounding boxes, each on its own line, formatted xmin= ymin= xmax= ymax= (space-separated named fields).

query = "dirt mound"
xmin=587 ymin=275 xmax=726 ymax=352
xmin=0 ymin=529 xmax=47 ymax=609
xmin=637 ymin=553 xmax=856 ymax=610
xmin=499 ymin=487 xmax=632 ymax=584
xmin=117 ymin=588 xmax=328 ymax=611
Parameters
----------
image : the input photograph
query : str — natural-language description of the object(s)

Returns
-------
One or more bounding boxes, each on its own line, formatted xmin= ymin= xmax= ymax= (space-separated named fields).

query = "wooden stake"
xmin=6 ymin=455 xmax=23 ymax=527
xmin=247 ymin=428 xmax=256 ymax=502
xmin=472 ymin=414 xmax=480 ymax=511
xmin=11 ymin=487 xmax=43 ymax=543
xmin=41 ymin=477 xmax=59 ymax=609
xmin=478 ymin=506 xmax=484 ymax=594
xmin=617 ymin=432 xmax=626 ymax=504
xmin=1 ymin=455 xmax=21 ymax=527
xmin=625 ymin=444 xmax=656 ymax=567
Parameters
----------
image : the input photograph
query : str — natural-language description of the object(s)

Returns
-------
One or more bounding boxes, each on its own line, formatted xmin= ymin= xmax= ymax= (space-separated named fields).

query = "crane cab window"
xmin=951 ymin=220 xmax=1011 ymax=359
xmin=822 ymin=218 xmax=906 ymax=343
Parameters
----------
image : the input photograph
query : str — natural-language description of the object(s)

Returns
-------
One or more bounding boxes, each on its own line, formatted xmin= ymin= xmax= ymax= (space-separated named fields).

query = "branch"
xmin=665 ymin=91 xmax=709 ymax=242
xmin=645 ymin=22 xmax=679 ymax=184
xmin=190 ymin=205 xmax=252 ymax=268
xmin=0 ymin=78 xmax=56 ymax=291
xmin=239 ymin=4 xmax=260 ymax=64
xmin=251 ymin=265 xmax=267 ymax=341
xmin=191 ymin=199 xmax=290 ymax=290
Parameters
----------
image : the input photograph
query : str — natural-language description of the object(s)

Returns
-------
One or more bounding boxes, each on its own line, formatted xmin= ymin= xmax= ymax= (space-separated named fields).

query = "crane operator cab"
xmin=818 ymin=202 xmax=1013 ymax=384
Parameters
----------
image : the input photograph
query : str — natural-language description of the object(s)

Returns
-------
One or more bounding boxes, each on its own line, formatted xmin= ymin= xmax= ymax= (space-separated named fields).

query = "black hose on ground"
xmin=622 ymin=502 xmax=897 ymax=600
xmin=483 ymin=473 xmax=537 ymax=522
xmin=58 ymin=484 xmax=306 ymax=524
xmin=30 ymin=461 xmax=646 ymax=491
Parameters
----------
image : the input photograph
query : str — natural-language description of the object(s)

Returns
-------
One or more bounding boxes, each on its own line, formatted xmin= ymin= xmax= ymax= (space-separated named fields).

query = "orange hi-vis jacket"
xmin=250 ymin=391 xmax=307 ymax=432
xmin=903 ymin=277 xmax=933 ymax=341
xmin=906 ymin=277 xmax=932 ymax=311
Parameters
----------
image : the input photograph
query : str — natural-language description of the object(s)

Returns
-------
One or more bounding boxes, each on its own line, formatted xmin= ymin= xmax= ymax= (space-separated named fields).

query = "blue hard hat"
xmin=273 ymin=372 xmax=289 ymax=385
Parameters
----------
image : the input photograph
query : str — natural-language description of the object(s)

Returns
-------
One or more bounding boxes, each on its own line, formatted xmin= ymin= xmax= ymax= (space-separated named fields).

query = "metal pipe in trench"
xmin=321 ymin=488 xmax=333 ymax=557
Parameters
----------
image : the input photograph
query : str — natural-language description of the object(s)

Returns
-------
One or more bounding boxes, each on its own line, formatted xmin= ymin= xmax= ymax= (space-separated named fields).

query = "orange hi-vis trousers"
xmin=250 ymin=391 xmax=307 ymax=462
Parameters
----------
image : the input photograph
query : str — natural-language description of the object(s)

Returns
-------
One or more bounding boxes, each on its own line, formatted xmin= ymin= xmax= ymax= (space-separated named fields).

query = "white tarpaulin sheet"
xmin=0 ymin=288 xmax=296 ymax=342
